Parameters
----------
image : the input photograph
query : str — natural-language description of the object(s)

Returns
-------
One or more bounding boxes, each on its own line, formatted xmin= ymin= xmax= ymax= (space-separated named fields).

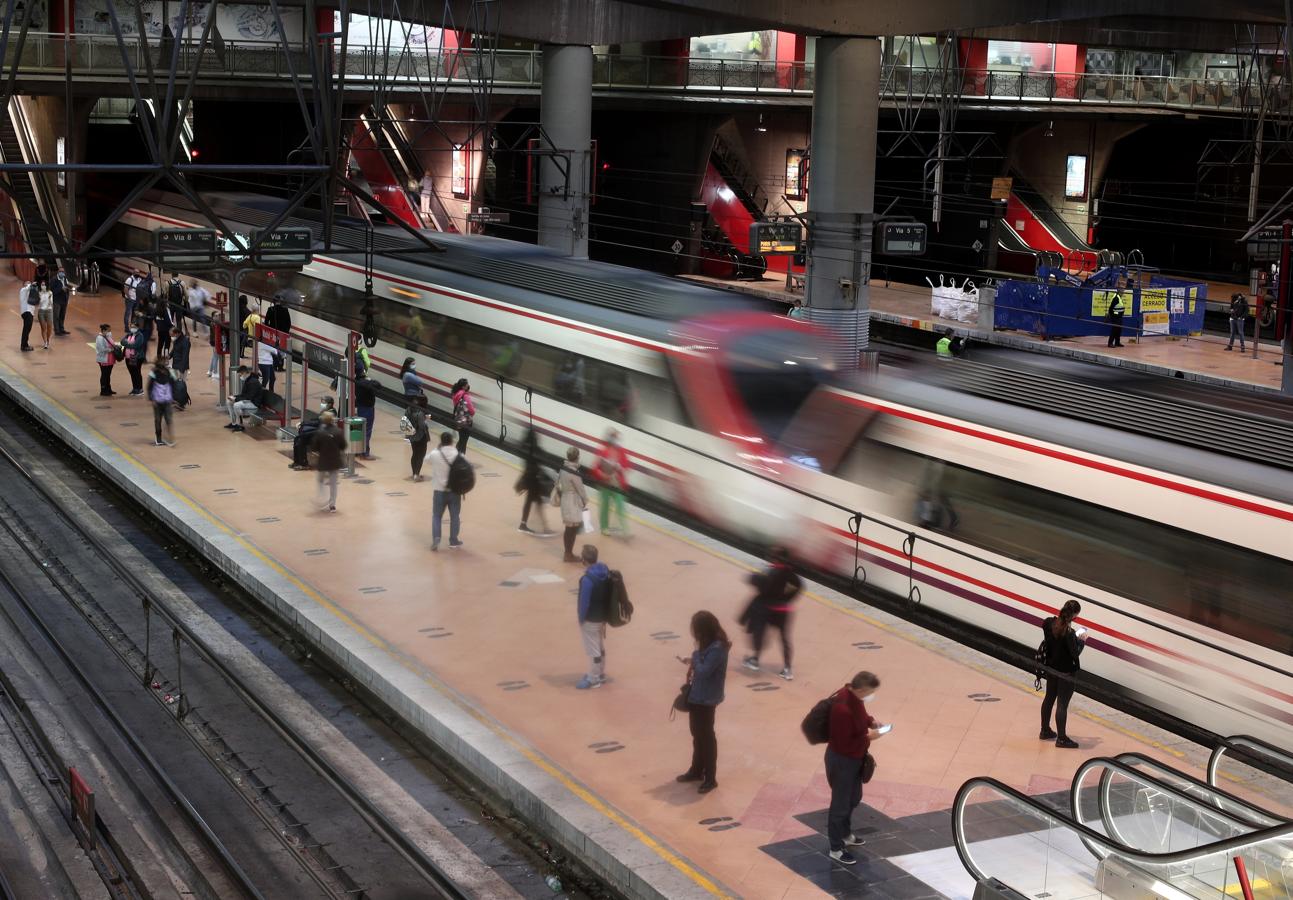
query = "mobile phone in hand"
xmin=877 ymin=723 xmax=893 ymax=735
xmin=1073 ymin=626 xmax=1088 ymax=639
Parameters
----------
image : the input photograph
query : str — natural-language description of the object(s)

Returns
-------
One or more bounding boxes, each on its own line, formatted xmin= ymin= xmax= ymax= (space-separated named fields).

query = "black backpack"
xmin=1033 ymin=636 xmax=1050 ymax=691
xmin=168 ymin=280 xmax=184 ymax=306
xmin=445 ymin=451 xmax=475 ymax=495
xmin=605 ymin=571 xmax=633 ymax=627
xmin=802 ymin=696 xmax=835 ymax=744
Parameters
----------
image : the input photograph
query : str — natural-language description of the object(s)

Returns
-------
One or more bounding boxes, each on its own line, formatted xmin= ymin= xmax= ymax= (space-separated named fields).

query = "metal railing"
xmin=11 ymin=33 xmax=1280 ymax=113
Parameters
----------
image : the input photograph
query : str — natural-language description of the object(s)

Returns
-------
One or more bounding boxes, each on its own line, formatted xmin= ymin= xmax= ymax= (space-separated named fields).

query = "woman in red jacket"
xmin=825 ymin=671 xmax=887 ymax=866
xmin=591 ymin=428 xmax=630 ymax=536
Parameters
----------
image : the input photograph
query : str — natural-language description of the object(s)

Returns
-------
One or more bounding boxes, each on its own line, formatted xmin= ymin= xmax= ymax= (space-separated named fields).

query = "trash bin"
xmin=346 ymin=416 xmax=365 ymax=448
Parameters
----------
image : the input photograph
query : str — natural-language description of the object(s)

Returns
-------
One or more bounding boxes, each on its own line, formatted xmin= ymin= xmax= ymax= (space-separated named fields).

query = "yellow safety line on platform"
xmin=0 ymin=362 xmax=732 ymax=900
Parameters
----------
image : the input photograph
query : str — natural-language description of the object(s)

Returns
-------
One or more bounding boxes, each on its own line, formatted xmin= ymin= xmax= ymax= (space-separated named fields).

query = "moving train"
xmin=108 ymin=192 xmax=1293 ymax=747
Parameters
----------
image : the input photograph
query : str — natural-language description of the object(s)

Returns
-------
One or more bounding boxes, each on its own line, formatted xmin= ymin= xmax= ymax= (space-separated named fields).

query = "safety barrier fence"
xmin=10 ymin=33 xmax=1282 ymax=112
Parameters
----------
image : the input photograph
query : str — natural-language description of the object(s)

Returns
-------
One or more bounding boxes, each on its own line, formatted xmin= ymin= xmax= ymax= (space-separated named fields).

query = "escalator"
xmin=348 ymin=114 xmax=423 ymax=229
xmin=0 ymin=99 xmax=58 ymax=264
xmin=956 ymin=736 xmax=1293 ymax=899
xmin=1004 ymin=170 xmax=1097 ymax=270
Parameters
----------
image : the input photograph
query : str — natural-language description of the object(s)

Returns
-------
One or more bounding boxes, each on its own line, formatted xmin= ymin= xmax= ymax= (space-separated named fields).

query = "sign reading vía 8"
xmin=749 ymin=222 xmax=803 ymax=256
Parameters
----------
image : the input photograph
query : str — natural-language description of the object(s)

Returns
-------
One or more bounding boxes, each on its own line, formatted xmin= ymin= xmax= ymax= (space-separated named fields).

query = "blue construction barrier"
xmin=994 ymin=274 xmax=1207 ymax=339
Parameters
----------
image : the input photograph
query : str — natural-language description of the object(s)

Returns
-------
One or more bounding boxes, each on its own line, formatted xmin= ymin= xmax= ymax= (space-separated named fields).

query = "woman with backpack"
xmin=94 ymin=324 xmax=116 ymax=396
xmin=1039 ymin=600 xmax=1085 ymax=749
xmin=516 ymin=428 xmax=554 ymax=535
xmin=451 ymin=378 xmax=475 ymax=453
xmin=676 ymin=611 xmax=729 ymax=795
xmin=406 ymin=395 xmax=430 ymax=482
xmin=146 ymin=361 xmax=176 ymax=446
xmin=553 ymin=446 xmax=589 ymax=562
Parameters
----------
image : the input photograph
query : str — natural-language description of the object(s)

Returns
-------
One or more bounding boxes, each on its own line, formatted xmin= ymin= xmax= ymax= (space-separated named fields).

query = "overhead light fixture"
xmin=1043 ymin=120 xmax=1055 ymax=138
xmin=757 ymin=113 xmax=768 ymax=133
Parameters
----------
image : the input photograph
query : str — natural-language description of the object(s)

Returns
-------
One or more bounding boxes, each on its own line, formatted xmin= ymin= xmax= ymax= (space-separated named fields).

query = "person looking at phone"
xmin=1040 ymin=599 xmax=1085 ymax=749
xmin=825 ymin=671 xmax=888 ymax=866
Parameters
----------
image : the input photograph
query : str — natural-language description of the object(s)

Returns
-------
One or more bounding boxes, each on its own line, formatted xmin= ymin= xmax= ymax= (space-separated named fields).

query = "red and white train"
xmin=109 ymin=192 xmax=1293 ymax=748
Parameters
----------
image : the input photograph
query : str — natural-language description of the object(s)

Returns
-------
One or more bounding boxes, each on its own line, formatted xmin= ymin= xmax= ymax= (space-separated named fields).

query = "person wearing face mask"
xmin=1039 ymin=599 xmax=1085 ymax=749
xmin=121 ymin=322 xmax=148 ymax=395
xmin=451 ymin=377 xmax=474 ymax=454
xmin=591 ymin=429 xmax=630 ymax=537
xmin=400 ymin=357 xmax=423 ymax=399
xmin=825 ymin=671 xmax=887 ymax=866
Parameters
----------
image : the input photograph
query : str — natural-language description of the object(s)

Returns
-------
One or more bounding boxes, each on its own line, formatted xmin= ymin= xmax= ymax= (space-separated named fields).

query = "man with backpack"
xmin=429 ymin=431 xmax=472 ymax=550
xmin=576 ymin=545 xmax=611 ymax=690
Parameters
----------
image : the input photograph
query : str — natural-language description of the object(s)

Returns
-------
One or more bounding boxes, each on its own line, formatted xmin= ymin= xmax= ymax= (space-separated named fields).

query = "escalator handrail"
xmin=1070 ymin=755 xmax=1281 ymax=857
xmin=1106 ymin=752 xmax=1285 ymax=828
xmin=1209 ymin=735 xmax=1293 ymax=791
xmin=954 ymin=775 xmax=1293 ymax=888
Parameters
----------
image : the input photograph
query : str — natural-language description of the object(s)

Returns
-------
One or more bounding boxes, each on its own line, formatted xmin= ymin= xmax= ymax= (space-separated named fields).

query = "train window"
xmin=840 ymin=437 xmax=1293 ymax=656
xmin=726 ymin=330 xmax=830 ymax=442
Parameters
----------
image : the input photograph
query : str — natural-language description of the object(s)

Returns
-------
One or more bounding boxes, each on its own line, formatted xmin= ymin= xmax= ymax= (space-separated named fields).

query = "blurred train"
xmin=109 ymin=192 xmax=1293 ymax=747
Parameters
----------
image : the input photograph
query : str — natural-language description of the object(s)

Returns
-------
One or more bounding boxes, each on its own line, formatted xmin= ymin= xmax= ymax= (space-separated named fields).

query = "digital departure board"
xmin=749 ymin=221 xmax=802 ymax=256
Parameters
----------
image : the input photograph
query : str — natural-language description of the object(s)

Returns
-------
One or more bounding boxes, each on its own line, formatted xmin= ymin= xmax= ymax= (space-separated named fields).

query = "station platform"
xmin=687 ymin=273 xmax=1287 ymax=395
xmin=0 ymin=277 xmax=1246 ymax=900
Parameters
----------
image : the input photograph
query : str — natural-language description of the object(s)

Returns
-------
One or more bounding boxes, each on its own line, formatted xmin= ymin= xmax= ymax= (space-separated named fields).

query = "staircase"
xmin=710 ymin=131 xmax=770 ymax=222
xmin=0 ymin=102 xmax=56 ymax=263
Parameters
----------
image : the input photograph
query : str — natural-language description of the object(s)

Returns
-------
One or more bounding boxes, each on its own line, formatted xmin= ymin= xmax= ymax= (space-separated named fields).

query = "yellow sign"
xmin=1092 ymin=290 xmax=1125 ymax=318
xmin=1142 ymin=311 xmax=1170 ymax=335
xmin=1140 ymin=288 xmax=1168 ymax=313
xmin=990 ymin=176 xmax=1014 ymax=201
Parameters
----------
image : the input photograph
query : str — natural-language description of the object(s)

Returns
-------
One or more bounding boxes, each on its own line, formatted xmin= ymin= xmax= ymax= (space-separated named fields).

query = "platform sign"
xmin=990 ymin=176 xmax=1014 ymax=201
xmin=255 ymin=323 xmax=289 ymax=352
xmin=155 ymin=228 xmax=219 ymax=268
xmin=68 ymin=767 xmax=95 ymax=849
xmin=251 ymin=228 xmax=313 ymax=267
xmin=1246 ymin=228 xmax=1283 ymax=262
xmin=750 ymin=222 xmax=802 ymax=256
xmin=467 ymin=208 xmax=510 ymax=225
xmin=877 ymin=222 xmax=928 ymax=256
xmin=304 ymin=342 xmax=343 ymax=376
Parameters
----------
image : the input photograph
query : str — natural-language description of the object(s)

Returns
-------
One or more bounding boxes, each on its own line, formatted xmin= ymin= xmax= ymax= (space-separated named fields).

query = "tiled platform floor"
xmin=0 ymin=277 xmax=1239 ymax=899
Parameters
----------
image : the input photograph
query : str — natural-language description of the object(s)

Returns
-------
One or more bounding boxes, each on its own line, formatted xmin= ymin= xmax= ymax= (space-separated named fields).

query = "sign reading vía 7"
xmin=219 ymin=227 xmax=314 ymax=267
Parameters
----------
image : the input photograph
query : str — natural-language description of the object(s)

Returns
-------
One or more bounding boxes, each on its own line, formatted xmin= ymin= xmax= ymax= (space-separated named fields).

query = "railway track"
xmin=0 ymin=401 xmax=588 ymax=900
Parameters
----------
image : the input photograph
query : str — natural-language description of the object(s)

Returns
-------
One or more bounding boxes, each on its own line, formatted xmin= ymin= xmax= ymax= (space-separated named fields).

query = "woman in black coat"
xmin=1040 ymin=599 xmax=1086 ymax=748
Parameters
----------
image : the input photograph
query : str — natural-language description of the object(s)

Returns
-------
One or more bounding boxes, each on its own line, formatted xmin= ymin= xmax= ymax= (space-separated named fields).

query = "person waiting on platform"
xmin=121 ymin=320 xmax=148 ymax=394
xmin=19 ymin=281 xmax=38 ymax=351
xmin=405 ymin=395 xmax=431 ymax=481
xmin=575 ymin=544 xmax=611 ymax=690
xmin=824 ymin=671 xmax=887 ymax=865
xmin=1105 ymin=291 xmax=1126 ymax=348
xmin=400 ymin=357 xmax=423 ymax=399
xmin=256 ymin=338 xmax=279 ymax=395
xmin=187 ymin=279 xmax=210 ymax=332
xmin=740 ymin=546 xmax=802 ymax=681
xmin=429 ymin=431 xmax=464 ymax=550
xmin=94 ymin=324 xmax=116 ymax=396
xmin=516 ymin=428 xmax=554 ymax=535
xmin=146 ymin=361 xmax=176 ymax=447
xmin=52 ymin=265 xmax=70 ymax=336
xmin=554 ymin=446 xmax=589 ymax=562
xmin=354 ymin=371 xmax=379 ymax=459
xmin=225 ymin=365 xmax=264 ymax=432
xmin=1226 ymin=293 xmax=1249 ymax=352
xmin=1039 ymin=599 xmax=1085 ymax=749
xmin=451 ymin=378 xmax=475 ymax=453
xmin=169 ymin=327 xmax=191 ymax=383
xmin=676 ymin=611 xmax=730 ymax=795
xmin=291 ymin=397 xmax=335 ymax=470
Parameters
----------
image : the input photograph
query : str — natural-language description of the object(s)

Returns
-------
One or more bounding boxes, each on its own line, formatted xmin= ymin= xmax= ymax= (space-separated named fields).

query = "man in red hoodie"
xmin=591 ymin=428 xmax=630 ymax=537
xmin=825 ymin=671 xmax=887 ymax=865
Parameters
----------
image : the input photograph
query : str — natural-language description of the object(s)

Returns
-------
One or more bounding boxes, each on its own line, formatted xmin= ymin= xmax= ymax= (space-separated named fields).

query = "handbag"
xmin=668 ymin=683 xmax=690 ymax=720
xmin=861 ymin=752 xmax=876 ymax=784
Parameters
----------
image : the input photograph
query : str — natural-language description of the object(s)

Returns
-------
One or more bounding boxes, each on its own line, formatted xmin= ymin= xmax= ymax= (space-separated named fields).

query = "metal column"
xmin=804 ymin=36 xmax=881 ymax=367
xmin=537 ymin=44 xmax=592 ymax=258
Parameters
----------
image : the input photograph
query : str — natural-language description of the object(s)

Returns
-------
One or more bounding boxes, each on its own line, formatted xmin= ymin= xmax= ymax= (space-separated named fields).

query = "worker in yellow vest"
xmin=936 ymin=329 xmax=954 ymax=360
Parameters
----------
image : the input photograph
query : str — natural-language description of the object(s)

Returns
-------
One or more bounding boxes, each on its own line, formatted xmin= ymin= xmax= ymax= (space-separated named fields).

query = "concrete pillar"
xmin=538 ymin=44 xmax=592 ymax=257
xmin=804 ymin=36 xmax=881 ymax=365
